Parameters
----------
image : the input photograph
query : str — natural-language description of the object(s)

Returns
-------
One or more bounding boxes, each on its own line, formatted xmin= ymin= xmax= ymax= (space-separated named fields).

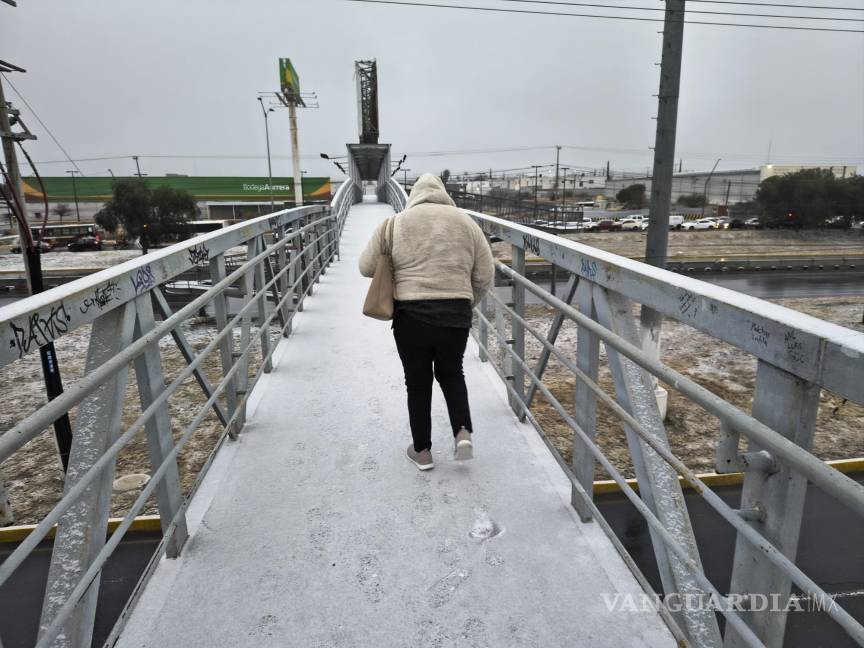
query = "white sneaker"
xmin=454 ymin=428 xmax=473 ymax=461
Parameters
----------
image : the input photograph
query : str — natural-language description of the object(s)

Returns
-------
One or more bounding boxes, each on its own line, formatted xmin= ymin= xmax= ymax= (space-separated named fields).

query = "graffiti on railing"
xmin=187 ymin=244 xmax=210 ymax=266
xmin=678 ymin=290 xmax=699 ymax=319
xmin=751 ymin=322 xmax=770 ymax=347
xmin=784 ymin=331 xmax=806 ymax=365
xmin=130 ymin=265 xmax=156 ymax=295
xmin=580 ymin=258 xmax=598 ymax=281
xmin=522 ymin=234 xmax=541 ymax=257
xmin=8 ymin=302 xmax=72 ymax=359
xmin=80 ymin=279 xmax=121 ymax=314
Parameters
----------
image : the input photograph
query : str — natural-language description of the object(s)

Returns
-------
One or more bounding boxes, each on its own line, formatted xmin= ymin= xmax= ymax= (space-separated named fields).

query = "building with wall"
xmin=12 ymin=175 xmax=333 ymax=224
xmin=601 ymin=164 xmax=858 ymax=206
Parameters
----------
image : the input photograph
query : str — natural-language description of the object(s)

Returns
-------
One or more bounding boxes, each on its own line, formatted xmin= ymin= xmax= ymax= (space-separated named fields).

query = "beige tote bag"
xmin=362 ymin=216 xmax=396 ymax=320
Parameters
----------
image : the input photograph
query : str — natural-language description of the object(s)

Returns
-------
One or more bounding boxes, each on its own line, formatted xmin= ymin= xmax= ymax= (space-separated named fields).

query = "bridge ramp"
xmin=116 ymin=202 xmax=676 ymax=647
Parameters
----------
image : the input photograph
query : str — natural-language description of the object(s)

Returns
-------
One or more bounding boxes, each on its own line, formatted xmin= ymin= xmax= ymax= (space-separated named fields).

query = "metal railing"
xmin=0 ymin=178 xmax=359 ymax=648
xmin=383 ymin=181 xmax=864 ymax=647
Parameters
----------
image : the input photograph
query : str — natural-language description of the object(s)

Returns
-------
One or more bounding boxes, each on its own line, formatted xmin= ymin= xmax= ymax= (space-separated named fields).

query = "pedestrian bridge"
xmin=0 ymin=165 xmax=863 ymax=648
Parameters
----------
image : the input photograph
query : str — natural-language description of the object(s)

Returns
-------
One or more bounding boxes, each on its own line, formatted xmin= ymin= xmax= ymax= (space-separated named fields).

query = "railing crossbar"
xmin=470 ymin=320 xmax=765 ymax=648
xmin=0 ymin=215 xmax=334 ymax=463
xmin=0 ymin=217 xmax=337 ymax=590
xmin=35 ymin=224 xmax=341 ymax=648
xmin=495 ymin=262 xmax=864 ymax=521
xmin=478 ymin=296 xmax=864 ymax=644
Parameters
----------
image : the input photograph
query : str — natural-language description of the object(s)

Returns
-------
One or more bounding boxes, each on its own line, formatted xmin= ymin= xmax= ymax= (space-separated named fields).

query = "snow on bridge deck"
xmin=116 ymin=202 xmax=676 ymax=647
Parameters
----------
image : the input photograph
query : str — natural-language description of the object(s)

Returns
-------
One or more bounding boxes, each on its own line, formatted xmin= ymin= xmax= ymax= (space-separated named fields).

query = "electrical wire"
xmin=16 ymin=142 xmax=50 ymax=242
xmin=492 ymin=0 xmax=864 ymax=20
xmin=344 ymin=0 xmax=864 ymax=31
xmin=1 ymin=73 xmax=84 ymax=175
xmin=686 ymin=0 xmax=863 ymax=10
xmin=0 ymin=159 xmax=34 ymax=248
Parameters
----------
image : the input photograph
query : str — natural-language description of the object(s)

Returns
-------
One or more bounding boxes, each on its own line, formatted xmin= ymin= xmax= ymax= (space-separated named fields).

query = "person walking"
xmin=359 ymin=174 xmax=494 ymax=471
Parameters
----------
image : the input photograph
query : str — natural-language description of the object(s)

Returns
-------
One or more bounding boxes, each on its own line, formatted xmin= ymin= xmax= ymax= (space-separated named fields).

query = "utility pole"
xmin=66 ymin=169 xmax=81 ymax=222
xmin=640 ymin=0 xmax=687 ymax=364
xmin=288 ymin=103 xmax=303 ymax=207
xmin=554 ymin=145 xmax=561 ymax=193
xmin=403 ymin=168 xmax=411 ymax=189
xmin=700 ymin=158 xmax=720 ymax=219
xmin=531 ymin=165 xmax=540 ymax=221
xmin=605 ymin=160 xmax=610 ymax=181
xmin=132 ymin=155 xmax=143 ymax=177
xmin=561 ymin=167 xmax=567 ymax=227
xmin=0 ymin=70 xmax=74 ymax=474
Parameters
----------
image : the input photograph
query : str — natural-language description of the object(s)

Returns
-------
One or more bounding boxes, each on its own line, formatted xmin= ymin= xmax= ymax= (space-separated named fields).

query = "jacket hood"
xmin=405 ymin=173 xmax=456 ymax=209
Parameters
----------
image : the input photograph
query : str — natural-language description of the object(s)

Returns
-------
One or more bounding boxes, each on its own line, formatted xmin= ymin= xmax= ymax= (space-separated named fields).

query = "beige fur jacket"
xmin=359 ymin=174 xmax=494 ymax=305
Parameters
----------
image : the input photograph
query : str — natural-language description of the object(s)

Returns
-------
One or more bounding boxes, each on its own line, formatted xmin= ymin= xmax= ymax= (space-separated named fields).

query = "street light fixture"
xmin=258 ymin=97 xmax=276 ymax=211
xmin=320 ymin=153 xmax=347 ymax=174
xmin=65 ymin=170 xmax=81 ymax=223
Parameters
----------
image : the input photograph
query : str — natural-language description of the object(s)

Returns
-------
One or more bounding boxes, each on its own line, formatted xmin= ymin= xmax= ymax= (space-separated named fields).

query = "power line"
xmin=686 ymin=0 xmax=863 ymax=10
xmin=492 ymin=0 xmax=864 ymax=20
xmin=0 ymin=73 xmax=84 ymax=175
xmin=344 ymin=0 xmax=864 ymax=31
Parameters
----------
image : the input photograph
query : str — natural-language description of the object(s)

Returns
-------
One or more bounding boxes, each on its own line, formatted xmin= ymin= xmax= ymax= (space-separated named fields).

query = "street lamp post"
xmin=66 ymin=170 xmax=81 ymax=223
xmin=257 ymin=97 xmax=275 ymax=211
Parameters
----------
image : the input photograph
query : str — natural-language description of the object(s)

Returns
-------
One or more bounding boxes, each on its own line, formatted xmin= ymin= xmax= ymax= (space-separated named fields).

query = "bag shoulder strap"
xmin=381 ymin=216 xmax=396 ymax=256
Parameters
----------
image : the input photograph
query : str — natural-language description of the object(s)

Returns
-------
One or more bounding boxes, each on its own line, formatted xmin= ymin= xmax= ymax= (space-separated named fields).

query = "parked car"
xmin=619 ymin=218 xmax=642 ymax=231
xmin=581 ymin=218 xmax=598 ymax=232
xmin=715 ymin=217 xmax=731 ymax=229
xmin=744 ymin=217 xmax=761 ymax=229
xmin=851 ymin=219 xmax=864 ymax=230
xmin=10 ymin=239 xmax=53 ymax=254
xmin=67 ymin=235 xmax=102 ymax=251
xmin=682 ymin=218 xmax=719 ymax=231
xmin=668 ymin=214 xmax=684 ymax=229
xmin=596 ymin=219 xmax=622 ymax=232
xmin=727 ymin=218 xmax=747 ymax=229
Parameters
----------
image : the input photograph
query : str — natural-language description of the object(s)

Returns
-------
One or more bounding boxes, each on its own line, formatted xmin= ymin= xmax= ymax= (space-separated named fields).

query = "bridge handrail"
xmin=464 ymin=209 xmax=864 ymax=647
xmin=0 ymin=179 xmax=359 ymax=648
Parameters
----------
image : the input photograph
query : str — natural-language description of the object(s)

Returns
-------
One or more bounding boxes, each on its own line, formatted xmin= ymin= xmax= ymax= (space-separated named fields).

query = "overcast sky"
xmin=2 ymin=0 xmax=863 ymax=180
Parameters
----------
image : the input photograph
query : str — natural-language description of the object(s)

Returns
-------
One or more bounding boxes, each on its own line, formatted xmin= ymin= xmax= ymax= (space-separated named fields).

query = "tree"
xmin=616 ymin=183 xmax=646 ymax=209
xmin=52 ymin=203 xmax=72 ymax=223
xmin=755 ymin=168 xmax=856 ymax=228
xmin=440 ymin=169 xmax=451 ymax=184
xmin=95 ymin=179 xmax=197 ymax=244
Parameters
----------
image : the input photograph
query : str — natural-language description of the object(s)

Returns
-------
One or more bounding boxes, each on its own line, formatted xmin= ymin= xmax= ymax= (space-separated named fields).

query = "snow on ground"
xmin=0 ymin=249 xmax=142 ymax=271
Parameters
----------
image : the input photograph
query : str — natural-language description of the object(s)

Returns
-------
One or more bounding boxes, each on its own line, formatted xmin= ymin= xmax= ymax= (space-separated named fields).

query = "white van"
xmin=669 ymin=214 xmax=684 ymax=229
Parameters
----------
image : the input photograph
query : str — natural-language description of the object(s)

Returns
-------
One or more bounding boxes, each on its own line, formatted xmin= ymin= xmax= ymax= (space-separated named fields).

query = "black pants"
xmin=392 ymin=313 xmax=473 ymax=452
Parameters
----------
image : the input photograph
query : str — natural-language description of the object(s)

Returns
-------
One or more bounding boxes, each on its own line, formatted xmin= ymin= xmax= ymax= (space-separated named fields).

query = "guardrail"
xmin=0 ymin=177 xmax=359 ymax=648
xmin=382 ymin=180 xmax=864 ymax=647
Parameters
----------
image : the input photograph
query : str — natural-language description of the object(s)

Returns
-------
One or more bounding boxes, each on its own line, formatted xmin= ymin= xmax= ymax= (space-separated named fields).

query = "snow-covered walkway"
xmin=116 ymin=202 xmax=675 ymax=647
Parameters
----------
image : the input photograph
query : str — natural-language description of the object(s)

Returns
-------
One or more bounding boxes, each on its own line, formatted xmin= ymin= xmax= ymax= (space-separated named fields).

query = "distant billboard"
xmin=279 ymin=58 xmax=300 ymax=97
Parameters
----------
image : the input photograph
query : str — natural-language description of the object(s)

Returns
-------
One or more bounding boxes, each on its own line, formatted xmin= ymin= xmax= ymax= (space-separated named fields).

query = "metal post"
xmin=208 ymin=254 xmax=240 ymax=438
xmin=593 ymin=286 xmax=721 ymax=646
xmin=571 ymin=280 xmax=600 ymax=522
xmin=725 ymin=361 xmax=820 ymax=648
xmin=249 ymin=236 xmax=273 ymax=373
xmin=0 ymin=77 xmax=34 ymax=294
xmin=132 ymin=294 xmax=189 ymax=558
xmin=511 ymin=245 xmax=526 ymax=420
xmin=258 ymin=99 xmax=275 ymax=212
xmin=288 ymin=103 xmax=303 ymax=207
xmin=0 ymin=76 xmax=74 ymax=474
xmin=39 ymin=303 xmax=136 ymax=648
